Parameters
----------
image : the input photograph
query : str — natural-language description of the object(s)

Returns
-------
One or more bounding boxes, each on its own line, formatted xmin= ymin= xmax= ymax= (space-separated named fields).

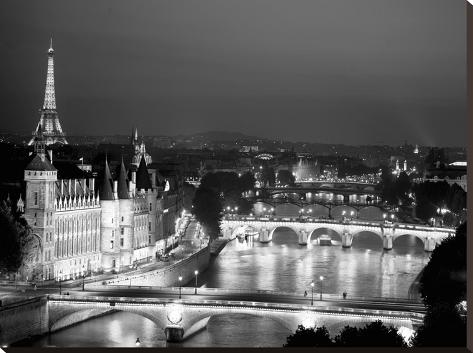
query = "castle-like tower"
xmin=29 ymin=39 xmax=68 ymax=146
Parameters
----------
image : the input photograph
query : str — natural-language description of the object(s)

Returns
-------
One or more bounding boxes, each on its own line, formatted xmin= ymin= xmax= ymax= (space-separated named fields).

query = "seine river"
xmin=24 ymin=228 xmax=430 ymax=348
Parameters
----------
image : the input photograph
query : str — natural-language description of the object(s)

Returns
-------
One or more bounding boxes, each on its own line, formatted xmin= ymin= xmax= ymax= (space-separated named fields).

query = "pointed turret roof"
xmin=117 ymin=158 xmax=129 ymax=199
xmin=99 ymin=156 xmax=114 ymax=200
xmin=136 ymin=156 xmax=152 ymax=190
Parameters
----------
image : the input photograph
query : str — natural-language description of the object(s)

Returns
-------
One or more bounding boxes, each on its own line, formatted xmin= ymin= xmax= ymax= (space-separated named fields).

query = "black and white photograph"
xmin=0 ymin=0 xmax=469 ymax=349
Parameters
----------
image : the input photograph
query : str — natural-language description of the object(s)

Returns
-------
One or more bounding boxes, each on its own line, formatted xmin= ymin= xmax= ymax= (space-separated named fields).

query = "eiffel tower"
xmin=28 ymin=38 xmax=68 ymax=146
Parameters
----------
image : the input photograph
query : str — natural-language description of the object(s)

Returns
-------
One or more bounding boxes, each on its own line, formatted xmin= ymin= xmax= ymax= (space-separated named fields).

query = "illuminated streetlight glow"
xmin=310 ymin=281 xmax=315 ymax=305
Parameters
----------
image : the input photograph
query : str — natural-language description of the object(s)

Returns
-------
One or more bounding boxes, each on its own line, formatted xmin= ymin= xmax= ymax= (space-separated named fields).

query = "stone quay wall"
xmin=0 ymin=296 xmax=49 ymax=345
xmin=103 ymin=246 xmax=211 ymax=287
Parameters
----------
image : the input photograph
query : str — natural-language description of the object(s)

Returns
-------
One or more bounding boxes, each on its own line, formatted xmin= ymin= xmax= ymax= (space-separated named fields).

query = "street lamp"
xmin=58 ymin=270 xmax=63 ymax=295
xmin=194 ymin=270 xmax=199 ymax=294
xmin=310 ymin=281 xmax=314 ymax=305
xmin=319 ymin=276 xmax=324 ymax=301
xmin=178 ymin=276 xmax=182 ymax=299
xmin=82 ymin=265 xmax=85 ymax=291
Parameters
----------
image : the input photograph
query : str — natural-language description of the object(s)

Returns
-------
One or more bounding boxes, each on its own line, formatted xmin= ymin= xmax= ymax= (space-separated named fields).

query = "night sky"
xmin=0 ymin=0 xmax=467 ymax=146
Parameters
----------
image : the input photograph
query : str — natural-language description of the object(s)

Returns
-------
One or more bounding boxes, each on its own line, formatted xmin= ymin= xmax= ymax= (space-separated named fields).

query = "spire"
xmin=134 ymin=127 xmax=138 ymax=142
xmin=136 ymin=156 xmax=152 ymax=190
xmin=28 ymin=39 xmax=67 ymax=146
xmin=117 ymin=157 xmax=129 ymax=199
xmin=99 ymin=156 xmax=114 ymax=200
xmin=43 ymin=38 xmax=56 ymax=110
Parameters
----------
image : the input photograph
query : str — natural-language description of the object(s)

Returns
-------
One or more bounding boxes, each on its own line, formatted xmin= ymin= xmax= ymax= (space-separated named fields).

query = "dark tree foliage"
xmin=182 ymin=182 xmax=196 ymax=211
xmin=333 ymin=321 xmax=406 ymax=347
xmin=424 ymin=148 xmax=447 ymax=168
xmin=285 ymin=321 xmax=406 ymax=347
xmin=396 ymin=171 xmax=411 ymax=205
xmin=378 ymin=167 xmax=412 ymax=206
xmin=419 ymin=223 xmax=466 ymax=308
xmin=284 ymin=325 xmax=333 ymax=347
xmin=239 ymin=172 xmax=256 ymax=192
xmin=277 ymin=169 xmax=295 ymax=186
xmin=192 ymin=187 xmax=222 ymax=241
xmin=412 ymin=223 xmax=467 ymax=347
xmin=260 ymin=166 xmax=276 ymax=187
xmin=0 ymin=200 xmax=31 ymax=273
xmin=413 ymin=181 xmax=466 ymax=223
xmin=411 ymin=302 xmax=466 ymax=347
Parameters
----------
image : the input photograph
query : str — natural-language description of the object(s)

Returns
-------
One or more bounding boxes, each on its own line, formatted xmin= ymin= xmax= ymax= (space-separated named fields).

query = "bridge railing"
xmin=46 ymin=294 xmax=424 ymax=319
xmin=84 ymin=284 xmax=423 ymax=305
xmin=222 ymin=215 xmax=455 ymax=232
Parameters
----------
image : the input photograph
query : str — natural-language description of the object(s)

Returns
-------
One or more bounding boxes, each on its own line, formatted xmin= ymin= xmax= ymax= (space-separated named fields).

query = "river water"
xmin=22 ymin=228 xmax=430 ymax=348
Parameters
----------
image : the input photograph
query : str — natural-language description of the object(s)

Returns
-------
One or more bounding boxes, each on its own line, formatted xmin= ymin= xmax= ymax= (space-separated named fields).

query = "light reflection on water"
xmin=24 ymin=228 xmax=430 ymax=348
xmin=199 ymin=228 xmax=430 ymax=299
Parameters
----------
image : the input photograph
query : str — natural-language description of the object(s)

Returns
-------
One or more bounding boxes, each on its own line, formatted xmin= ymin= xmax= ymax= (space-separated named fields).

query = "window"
xmin=120 ymin=238 xmax=124 ymax=247
xmin=149 ymin=203 xmax=152 ymax=211
xmin=148 ymin=222 xmax=151 ymax=232
xmin=148 ymin=235 xmax=151 ymax=244
xmin=121 ymin=227 xmax=124 ymax=235
xmin=110 ymin=240 xmax=114 ymax=249
xmin=34 ymin=192 xmax=38 ymax=206
xmin=121 ymin=216 xmax=124 ymax=222
xmin=112 ymin=218 xmax=113 ymax=224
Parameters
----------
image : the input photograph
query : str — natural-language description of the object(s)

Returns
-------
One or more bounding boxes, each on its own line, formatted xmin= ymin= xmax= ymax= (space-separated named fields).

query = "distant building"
xmin=422 ymin=162 xmax=467 ymax=192
xmin=131 ymin=128 xmax=152 ymax=167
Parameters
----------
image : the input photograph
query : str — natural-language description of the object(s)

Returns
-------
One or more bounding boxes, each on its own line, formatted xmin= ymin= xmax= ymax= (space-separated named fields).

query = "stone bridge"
xmin=0 ymin=294 xmax=424 ymax=344
xmin=221 ymin=216 xmax=455 ymax=251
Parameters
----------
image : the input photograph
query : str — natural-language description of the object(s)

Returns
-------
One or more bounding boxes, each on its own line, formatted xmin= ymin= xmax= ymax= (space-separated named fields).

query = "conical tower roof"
xmin=117 ymin=158 xmax=129 ymax=199
xmin=99 ymin=156 xmax=114 ymax=200
xmin=136 ymin=156 xmax=152 ymax=190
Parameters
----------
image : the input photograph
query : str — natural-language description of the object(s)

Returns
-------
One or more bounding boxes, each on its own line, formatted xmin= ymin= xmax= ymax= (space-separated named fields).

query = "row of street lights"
xmin=178 ymin=270 xmax=200 ymax=299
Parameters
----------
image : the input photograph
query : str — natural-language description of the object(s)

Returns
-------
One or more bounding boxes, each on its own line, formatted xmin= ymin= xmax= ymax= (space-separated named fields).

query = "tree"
xmin=334 ymin=321 xmax=406 ymax=347
xmin=419 ymin=223 xmax=466 ymax=308
xmin=412 ymin=223 xmax=467 ymax=347
xmin=260 ymin=166 xmax=276 ymax=187
xmin=277 ymin=169 xmax=295 ymax=186
xmin=378 ymin=166 xmax=397 ymax=205
xmin=0 ymin=200 xmax=33 ymax=275
xmin=239 ymin=172 xmax=256 ymax=192
xmin=424 ymin=148 xmax=447 ymax=168
xmin=192 ymin=187 xmax=222 ymax=241
xmin=284 ymin=325 xmax=332 ymax=347
xmin=411 ymin=303 xmax=466 ymax=347
xmin=182 ymin=182 xmax=196 ymax=211
xmin=395 ymin=171 xmax=411 ymax=205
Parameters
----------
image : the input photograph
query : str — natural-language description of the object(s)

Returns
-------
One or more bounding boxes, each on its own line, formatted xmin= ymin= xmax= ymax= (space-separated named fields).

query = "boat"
xmin=319 ymin=235 xmax=332 ymax=246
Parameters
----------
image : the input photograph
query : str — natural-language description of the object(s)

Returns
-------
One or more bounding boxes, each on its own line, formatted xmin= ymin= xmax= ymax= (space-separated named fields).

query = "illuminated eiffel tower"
xmin=28 ymin=38 xmax=68 ymax=146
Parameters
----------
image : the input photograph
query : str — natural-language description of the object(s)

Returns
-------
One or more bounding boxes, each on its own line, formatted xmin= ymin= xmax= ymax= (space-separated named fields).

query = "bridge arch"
xmin=307 ymin=227 xmax=343 ymax=244
xmin=274 ymin=203 xmax=301 ymax=217
xmin=303 ymin=204 xmax=330 ymax=218
xmin=331 ymin=205 xmax=358 ymax=219
xmin=358 ymin=206 xmax=385 ymax=221
xmin=252 ymin=201 xmax=275 ymax=216
xmin=392 ymin=233 xmax=426 ymax=249
xmin=269 ymin=226 xmax=300 ymax=244
xmin=185 ymin=311 xmax=296 ymax=338
xmin=48 ymin=305 xmax=168 ymax=333
xmin=351 ymin=230 xmax=384 ymax=247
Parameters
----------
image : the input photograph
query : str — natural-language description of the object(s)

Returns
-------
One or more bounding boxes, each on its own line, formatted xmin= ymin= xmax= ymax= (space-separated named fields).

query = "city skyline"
xmin=0 ymin=0 xmax=467 ymax=147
